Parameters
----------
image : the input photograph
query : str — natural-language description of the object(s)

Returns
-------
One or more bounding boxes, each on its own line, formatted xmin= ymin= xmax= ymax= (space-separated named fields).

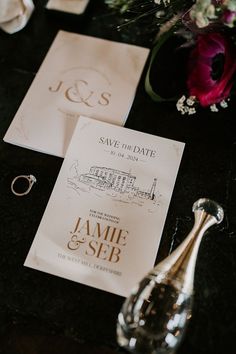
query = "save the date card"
xmin=24 ymin=116 xmax=185 ymax=296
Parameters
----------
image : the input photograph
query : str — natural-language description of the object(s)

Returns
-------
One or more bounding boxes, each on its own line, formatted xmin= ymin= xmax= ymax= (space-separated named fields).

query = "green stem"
xmin=145 ymin=27 xmax=180 ymax=102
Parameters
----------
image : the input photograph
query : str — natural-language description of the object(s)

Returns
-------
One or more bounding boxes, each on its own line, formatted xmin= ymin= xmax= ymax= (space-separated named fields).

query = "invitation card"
xmin=24 ymin=116 xmax=185 ymax=297
xmin=4 ymin=31 xmax=149 ymax=157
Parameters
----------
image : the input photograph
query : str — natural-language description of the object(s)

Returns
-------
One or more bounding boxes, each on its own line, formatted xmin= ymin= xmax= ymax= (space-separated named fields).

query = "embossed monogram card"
xmin=24 ymin=116 xmax=185 ymax=297
xmin=4 ymin=31 xmax=150 ymax=157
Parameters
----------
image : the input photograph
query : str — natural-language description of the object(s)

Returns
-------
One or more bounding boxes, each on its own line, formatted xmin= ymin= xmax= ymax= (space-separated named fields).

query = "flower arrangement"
xmin=105 ymin=0 xmax=236 ymax=115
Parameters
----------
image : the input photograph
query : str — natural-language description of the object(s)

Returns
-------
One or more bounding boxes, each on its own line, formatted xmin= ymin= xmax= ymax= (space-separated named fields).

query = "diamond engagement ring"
xmin=11 ymin=174 xmax=37 ymax=196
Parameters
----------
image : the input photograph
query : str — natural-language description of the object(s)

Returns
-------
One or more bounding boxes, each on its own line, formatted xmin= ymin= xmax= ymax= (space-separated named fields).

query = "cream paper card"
xmin=46 ymin=0 xmax=89 ymax=15
xmin=24 ymin=116 xmax=185 ymax=297
xmin=4 ymin=31 xmax=149 ymax=157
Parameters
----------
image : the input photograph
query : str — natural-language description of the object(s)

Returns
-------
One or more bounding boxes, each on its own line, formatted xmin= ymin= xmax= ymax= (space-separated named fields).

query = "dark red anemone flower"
xmin=187 ymin=32 xmax=236 ymax=107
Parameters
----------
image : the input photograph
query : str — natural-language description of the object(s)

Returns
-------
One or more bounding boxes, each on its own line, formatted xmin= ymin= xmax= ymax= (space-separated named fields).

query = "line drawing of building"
xmin=78 ymin=166 xmax=157 ymax=200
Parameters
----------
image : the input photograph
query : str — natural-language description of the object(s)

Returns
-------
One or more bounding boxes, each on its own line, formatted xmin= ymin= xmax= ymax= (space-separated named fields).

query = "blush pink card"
xmin=4 ymin=31 xmax=150 ymax=157
xmin=24 ymin=116 xmax=185 ymax=297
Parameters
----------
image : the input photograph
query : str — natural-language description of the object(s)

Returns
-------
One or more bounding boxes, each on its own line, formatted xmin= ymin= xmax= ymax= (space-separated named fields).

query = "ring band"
xmin=11 ymin=174 xmax=37 ymax=196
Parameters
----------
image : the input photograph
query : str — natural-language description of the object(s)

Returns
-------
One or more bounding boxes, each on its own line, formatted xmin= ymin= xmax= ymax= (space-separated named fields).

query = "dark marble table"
xmin=1 ymin=1 xmax=236 ymax=354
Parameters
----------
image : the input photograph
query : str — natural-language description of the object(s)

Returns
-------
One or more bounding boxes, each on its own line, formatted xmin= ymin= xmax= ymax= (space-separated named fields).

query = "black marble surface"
xmin=1 ymin=1 xmax=236 ymax=354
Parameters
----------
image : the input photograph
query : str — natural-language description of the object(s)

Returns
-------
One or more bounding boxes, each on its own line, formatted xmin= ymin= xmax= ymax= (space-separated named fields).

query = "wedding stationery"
xmin=24 ymin=116 xmax=185 ymax=297
xmin=46 ymin=0 xmax=89 ymax=15
xmin=4 ymin=30 xmax=150 ymax=157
